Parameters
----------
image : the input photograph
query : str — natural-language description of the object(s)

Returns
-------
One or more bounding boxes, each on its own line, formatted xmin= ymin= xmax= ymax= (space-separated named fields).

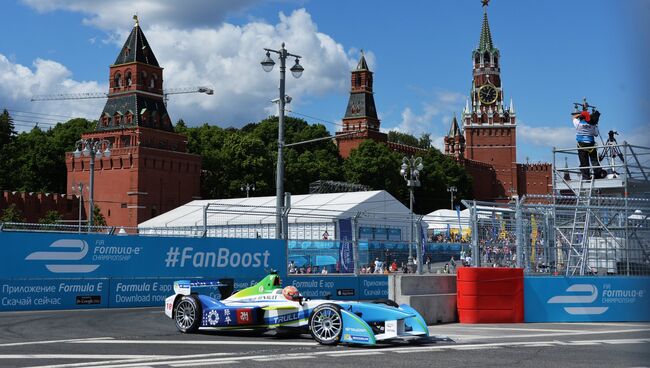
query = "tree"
xmin=0 ymin=204 xmax=25 ymax=223
xmin=416 ymin=148 xmax=473 ymax=214
xmin=92 ymin=205 xmax=107 ymax=227
xmin=0 ymin=109 xmax=16 ymax=147
xmin=343 ymin=140 xmax=406 ymax=201
xmin=39 ymin=210 xmax=63 ymax=224
xmin=387 ymin=131 xmax=433 ymax=149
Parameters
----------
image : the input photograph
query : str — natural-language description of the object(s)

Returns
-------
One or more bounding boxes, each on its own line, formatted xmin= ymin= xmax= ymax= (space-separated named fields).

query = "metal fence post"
xmin=283 ymin=192 xmax=291 ymax=240
xmin=352 ymin=213 xmax=360 ymax=276
xmin=515 ymin=196 xmax=524 ymax=268
xmin=471 ymin=200 xmax=480 ymax=267
xmin=415 ymin=217 xmax=422 ymax=275
xmin=202 ymin=205 xmax=208 ymax=237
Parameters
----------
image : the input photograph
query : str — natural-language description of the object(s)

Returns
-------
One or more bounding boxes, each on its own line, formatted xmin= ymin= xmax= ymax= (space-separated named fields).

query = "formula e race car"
xmin=164 ymin=272 xmax=430 ymax=345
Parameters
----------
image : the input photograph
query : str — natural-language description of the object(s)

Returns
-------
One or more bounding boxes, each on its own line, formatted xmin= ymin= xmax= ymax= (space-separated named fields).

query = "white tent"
xmin=422 ymin=209 xmax=469 ymax=230
xmin=138 ymin=190 xmax=411 ymax=240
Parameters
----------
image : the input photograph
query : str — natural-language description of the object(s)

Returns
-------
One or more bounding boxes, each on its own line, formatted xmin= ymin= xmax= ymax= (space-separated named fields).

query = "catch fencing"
xmin=462 ymin=195 xmax=650 ymax=276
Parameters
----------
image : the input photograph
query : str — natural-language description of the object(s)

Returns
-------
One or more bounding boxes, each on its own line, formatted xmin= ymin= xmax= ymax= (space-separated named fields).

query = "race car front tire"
xmin=309 ymin=303 xmax=342 ymax=345
xmin=174 ymin=295 xmax=202 ymax=333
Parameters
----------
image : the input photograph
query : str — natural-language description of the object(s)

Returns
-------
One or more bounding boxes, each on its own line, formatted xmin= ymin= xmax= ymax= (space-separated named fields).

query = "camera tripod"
xmin=599 ymin=130 xmax=624 ymax=175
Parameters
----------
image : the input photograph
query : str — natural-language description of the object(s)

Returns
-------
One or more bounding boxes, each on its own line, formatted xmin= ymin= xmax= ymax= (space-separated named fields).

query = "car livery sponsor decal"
xmin=236 ymin=308 xmax=253 ymax=324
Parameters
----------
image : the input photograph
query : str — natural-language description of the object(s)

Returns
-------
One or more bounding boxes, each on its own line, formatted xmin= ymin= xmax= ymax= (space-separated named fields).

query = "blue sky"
xmin=1 ymin=0 xmax=648 ymax=163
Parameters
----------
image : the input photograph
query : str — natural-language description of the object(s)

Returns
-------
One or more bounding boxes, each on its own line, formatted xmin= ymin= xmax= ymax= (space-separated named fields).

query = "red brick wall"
xmin=517 ymin=163 xmax=552 ymax=197
xmin=0 ymin=191 xmax=81 ymax=223
xmin=66 ymin=127 xmax=201 ymax=228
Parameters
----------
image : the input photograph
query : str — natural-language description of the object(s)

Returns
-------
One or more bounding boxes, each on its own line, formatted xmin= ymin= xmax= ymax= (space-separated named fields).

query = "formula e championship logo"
xmin=25 ymin=239 xmax=100 ymax=273
xmin=547 ymin=284 xmax=609 ymax=315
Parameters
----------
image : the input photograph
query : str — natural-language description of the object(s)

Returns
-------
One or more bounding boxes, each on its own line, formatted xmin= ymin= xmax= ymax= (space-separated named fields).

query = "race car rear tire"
xmin=372 ymin=299 xmax=400 ymax=308
xmin=174 ymin=295 xmax=202 ymax=333
xmin=309 ymin=303 xmax=342 ymax=345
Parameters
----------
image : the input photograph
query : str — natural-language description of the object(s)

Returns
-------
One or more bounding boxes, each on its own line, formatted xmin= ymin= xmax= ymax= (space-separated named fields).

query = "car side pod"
xmin=398 ymin=304 xmax=429 ymax=336
xmin=339 ymin=309 xmax=376 ymax=345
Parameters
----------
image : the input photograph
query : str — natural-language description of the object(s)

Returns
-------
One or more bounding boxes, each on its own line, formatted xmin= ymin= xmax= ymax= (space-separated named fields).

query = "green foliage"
xmin=92 ymin=205 xmax=107 ymax=227
xmin=0 ymin=110 xmax=473 ymax=217
xmin=387 ymin=131 xmax=432 ymax=149
xmin=39 ymin=210 xmax=63 ymax=224
xmin=0 ymin=109 xmax=16 ymax=147
xmin=343 ymin=140 xmax=407 ymax=201
xmin=0 ymin=113 xmax=95 ymax=192
xmin=1 ymin=204 xmax=25 ymax=223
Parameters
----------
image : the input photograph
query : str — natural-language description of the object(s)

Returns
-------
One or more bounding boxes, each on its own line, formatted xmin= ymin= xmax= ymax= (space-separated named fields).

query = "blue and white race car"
xmin=164 ymin=272 xmax=430 ymax=345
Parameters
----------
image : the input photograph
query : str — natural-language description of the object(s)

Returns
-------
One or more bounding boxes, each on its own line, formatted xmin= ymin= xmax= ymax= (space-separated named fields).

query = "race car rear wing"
xmin=173 ymin=279 xmax=234 ymax=297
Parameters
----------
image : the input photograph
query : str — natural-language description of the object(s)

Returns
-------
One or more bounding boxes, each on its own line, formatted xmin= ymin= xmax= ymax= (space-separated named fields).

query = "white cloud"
xmin=517 ymin=123 xmax=575 ymax=150
xmin=389 ymin=90 xmax=464 ymax=135
xmin=4 ymin=7 xmax=356 ymax=128
xmin=0 ymin=54 xmax=105 ymax=129
xmin=22 ymin=0 xmax=259 ymax=30
xmin=383 ymin=90 xmax=464 ymax=151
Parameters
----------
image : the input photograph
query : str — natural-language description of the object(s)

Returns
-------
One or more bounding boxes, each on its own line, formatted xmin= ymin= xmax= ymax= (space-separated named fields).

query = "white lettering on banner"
xmin=2 ymin=285 xmax=56 ymax=295
xmin=547 ymin=284 xmax=609 ymax=315
xmin=601 ymin=283 xmax=646 ymax=304
xmin=164 ymin=247 xmax=270 ymax=269
xmin=92 ymin=244 xmax=142 ymax=262
xmin=115 ymin=283 xmax=150 ymax=292
xmin=58 ymin=282 xmax=95 ymax=293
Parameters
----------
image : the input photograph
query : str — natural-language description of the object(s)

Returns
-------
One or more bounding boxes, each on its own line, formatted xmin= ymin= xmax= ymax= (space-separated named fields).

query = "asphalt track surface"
xmin=0 ymin=307 xmax=648 ymax=368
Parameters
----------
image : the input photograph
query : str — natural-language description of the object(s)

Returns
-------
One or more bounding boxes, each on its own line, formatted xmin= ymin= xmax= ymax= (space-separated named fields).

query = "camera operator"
xmin=572 ymin=111 xmax=605 ymax=180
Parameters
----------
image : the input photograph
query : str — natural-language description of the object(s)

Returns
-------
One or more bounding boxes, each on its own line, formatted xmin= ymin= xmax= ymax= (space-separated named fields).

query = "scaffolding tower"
xmin=552 ymin=140 xmax=650 ymax=275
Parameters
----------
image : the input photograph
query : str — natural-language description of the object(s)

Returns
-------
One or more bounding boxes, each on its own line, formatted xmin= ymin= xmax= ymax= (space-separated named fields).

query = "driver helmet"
xmin=282 ymin=285 xmax=300 ymax=301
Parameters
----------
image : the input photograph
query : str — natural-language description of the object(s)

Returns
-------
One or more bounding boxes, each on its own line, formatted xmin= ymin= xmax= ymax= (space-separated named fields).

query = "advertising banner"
xmin=0 ymin=278 xmax=108 ymax=311
xmin=286 ymin=275 xmax=388 ymax=301
xmin=524 ymin=277 xmax=650 ymax=322
xmin=0 ymin=232 xmax=285 ymax=279
xmin=0 ymin=232 xmax=286 ymax=311
xmin=338 ymin=219 xmax=354 ymax=273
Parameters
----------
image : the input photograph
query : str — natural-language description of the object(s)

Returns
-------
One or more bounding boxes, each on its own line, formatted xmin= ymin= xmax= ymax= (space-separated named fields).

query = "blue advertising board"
xmin=524 ymin=277 xmax=650 ymax=322
xmin=0 ymin=232 xmax=286 ymax=311
xmin=0 ymin=232 xmax=285 ymax=279
xmin=286 ymin=275 xmax=388 ymax=301
xmin=1 ymin=278 xmax=108 ymax=311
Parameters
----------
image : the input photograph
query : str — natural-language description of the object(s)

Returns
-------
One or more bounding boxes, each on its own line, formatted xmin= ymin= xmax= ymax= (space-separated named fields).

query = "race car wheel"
xmin=309 ymin=303 xmax=342 ymax=345
xmin=174 ymin=295 xmax=202 ymax=333
xmin=372 ymin=299 xmax=400 ymax=308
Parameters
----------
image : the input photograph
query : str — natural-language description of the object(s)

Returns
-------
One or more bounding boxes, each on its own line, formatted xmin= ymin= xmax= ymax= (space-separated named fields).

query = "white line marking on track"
xmin=253 ymin=356 xmax=316 ymax=362
xmin=171 ymin=362 xmax=237 ymax=367
xmin=24 ymin=337 xmax=650 ymax=368
xmin=455 ymin=326 xmax=588 ymax=333
xmin=325 ymin=351 xmax=383 ymax=357
xmin=0 ymin=337 xmax=113 ymax=347
xmin=24 ymin=353 xmax=235 ymax=368
xmin=70 ymin=339 xmax=318 ymax=346
xmin=0 ymin=354 xmax=167 ymax=360
xmin=553 ymin=322 xmax=650 ymax=328
xmin=436 ymin=328 xmax=650 ymax=341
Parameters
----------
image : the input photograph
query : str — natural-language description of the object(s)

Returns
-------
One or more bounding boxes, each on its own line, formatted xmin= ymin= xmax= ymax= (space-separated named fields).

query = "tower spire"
xmin=479 ymin=0 xmax=494 ymax=52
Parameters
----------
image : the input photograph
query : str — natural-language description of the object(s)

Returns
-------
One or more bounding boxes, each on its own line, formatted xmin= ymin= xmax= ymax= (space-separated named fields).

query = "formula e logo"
xmin=25 ymin=239 xmax=100 ymax=273
xmin=547 ymin=284 xmax=609 ymax=315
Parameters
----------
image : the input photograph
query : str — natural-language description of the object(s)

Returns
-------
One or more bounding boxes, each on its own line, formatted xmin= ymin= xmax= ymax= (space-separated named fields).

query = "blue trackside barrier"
xmin=0 ymin=231 xmax=286 ymax=311
xmin=524 ymin=277 xmax=650 ymax=322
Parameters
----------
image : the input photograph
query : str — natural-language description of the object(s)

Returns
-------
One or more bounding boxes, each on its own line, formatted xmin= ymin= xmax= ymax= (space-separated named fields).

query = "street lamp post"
xmin=72 ymin=182 xmax=84 ymax=233
xmin=73 ymin=138 xmax=111 ymax=229
xmin=261 ymin=43 xmax=304 ymax=240
xmin=240 ymin=183 xmax=256 ymax=198
xmin=447 ymin=185 xmax=457 ymax=210
xmin=400 ymin=156 xmax=424 ymax=273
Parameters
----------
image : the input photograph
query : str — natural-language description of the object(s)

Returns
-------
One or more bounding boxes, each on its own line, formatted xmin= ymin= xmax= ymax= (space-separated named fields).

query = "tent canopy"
xmin=138 ymin=190 xmax=410 ymax=228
